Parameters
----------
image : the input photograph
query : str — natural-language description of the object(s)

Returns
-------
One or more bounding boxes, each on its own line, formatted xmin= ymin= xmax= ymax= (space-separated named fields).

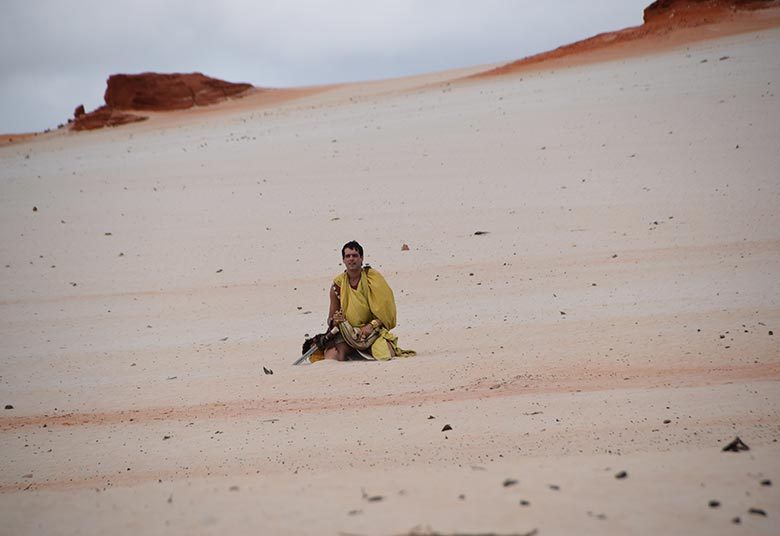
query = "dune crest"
xmin=476 ymin=0 xmax=780 ymax=77
xmin=72 ymin=72 xmax=253 ymax=131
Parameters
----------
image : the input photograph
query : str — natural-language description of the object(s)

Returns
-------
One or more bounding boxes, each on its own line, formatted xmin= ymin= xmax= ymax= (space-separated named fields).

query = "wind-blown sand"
xmin=1 ymin=12 xmax=780 ymax=536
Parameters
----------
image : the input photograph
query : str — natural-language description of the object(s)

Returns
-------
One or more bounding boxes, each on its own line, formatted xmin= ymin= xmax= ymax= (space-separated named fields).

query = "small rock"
xmin=760 ymin=479 xmax=771 ymax=486
xmin=663 ymin=419 xmax=671 ymax=424
xmin=401 ymin=244 xmax=410 ymax=251
xmin=229 ymin=485 xmax=239 ymax=491
xmin=748 ymin=508 xmax=766 ymax=516
xmin=441 ymin=424 xmax=452 ymax=432
xmin=769 ymin=331 xmax=774 ymax=336
xmin=503 ymin=478 xmax=518 ymax=487
xmin=216 ymin=268 xmax=223 ymax=273
xmin=722 ymin=437 xmax=750 ymax=452
xmin=163 ymin=435 xmax=171 ymax=440
xmin=708 ymin=500 xmax=720 ymax=508
xmin=4 ymin=404 xmax=13 ymax=410
xmin=519 ymin=500 xmax=530 ymax=506
xmin=32 ymin=206 xmax=38 ymax=212
xmin=263 ymin=366 xmax=273 ymax=375
xmin=732 ymin=516 xmax=741 ymax=524
xmin=474 ymin=231 xmax=489 ymax=236
xmin=615 ymin=471 xmax=628 ymax=479
xmin=427 ymin=415 xmax=435 ymax=420
xmin=549 ymin=484 xmax=560 ymax=491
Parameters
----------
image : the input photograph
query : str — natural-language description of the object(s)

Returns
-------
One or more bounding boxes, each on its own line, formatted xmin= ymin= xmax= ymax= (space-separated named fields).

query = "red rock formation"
xmin=73 ymin=104 xmax=85 ymax=118
xmin=71 ymin=106 xmax=147 ymax=131
xmin=644 ymin=0 xmax=775 ymax=25
xmin=71 ymin=72 xmax=253 ymax=131
xmin=104 ymin=72 xmax=253 ymax=111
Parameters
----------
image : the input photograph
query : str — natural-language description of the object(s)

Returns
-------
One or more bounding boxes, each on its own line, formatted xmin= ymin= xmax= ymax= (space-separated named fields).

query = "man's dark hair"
xmin=342 ymin=240 xmax=364 ymax=258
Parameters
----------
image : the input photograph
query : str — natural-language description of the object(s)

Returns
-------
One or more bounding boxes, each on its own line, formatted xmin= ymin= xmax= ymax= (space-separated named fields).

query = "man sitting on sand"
xmin=323 ymin=241 xmax=415 ymax=361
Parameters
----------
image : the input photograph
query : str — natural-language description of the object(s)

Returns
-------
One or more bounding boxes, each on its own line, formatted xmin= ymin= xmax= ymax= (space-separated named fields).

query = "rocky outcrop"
xmin=644 ymin=0 xmax=776 ymax=25
xmin=71 ymin=72 xmax=253 ymax=131
xmin=71 ymin=106 xmax=148 ymax=131
xmin=103 ymin=72 xmax=253 ymax=111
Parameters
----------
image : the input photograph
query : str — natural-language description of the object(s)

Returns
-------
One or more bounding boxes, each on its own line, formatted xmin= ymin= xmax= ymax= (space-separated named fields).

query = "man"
xmin=323 ymin=241 xmax=415 ymax=361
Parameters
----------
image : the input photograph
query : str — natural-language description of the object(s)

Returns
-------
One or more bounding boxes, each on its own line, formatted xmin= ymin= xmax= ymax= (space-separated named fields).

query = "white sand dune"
xmin=1 ymin=19 xmax=779 ymax=536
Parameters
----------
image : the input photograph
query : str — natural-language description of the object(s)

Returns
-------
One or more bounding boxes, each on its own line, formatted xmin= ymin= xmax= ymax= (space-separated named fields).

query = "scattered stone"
xmin=560 ymin=311 xmax=567 ymax=316
xmin=519 ymin=500 xmax=530 ymax=506
xmin=722 ymin=437 xmax=750 ymax=452
xmin=167 ymin=494 xmax=173 ymax=504
xmin=22 ymin=474 xmax=33 ymax=479
xmin=474 ymin=231 xmax=489 ymax=236
xmin=229 ymin=486 xmax=239 ymax=491
xmin=760 ymin=479 xmax=771 ymax=486
xmin=104 ymin=232 xmax=112 ymax=236
xmin=32 ymin=206 xmax=38 ymax=212
xmin=732 ymin=516 xmax=741 ymax=524
xmin=163 ymin=435 xmax=171 ymax=440
xmin=708 ymin=500 xmax=720 ymax=508
xmin=503 ymin=478 xmax=518 ymax=487
xmin=348 ymin=509 xmax=362 ymax=516
xmin=263 ymin=366 xmax=273 ymax=375
xmin=441 ymin=424 xmax=452 ymax=432
xmin=427 ymin=415 xmax=435 ymax=420
xmin=748 ymin=508 xmax=766 ymax=516
xmin=4 ymin=405 xmax=13 ymax=410
xmin=363 ymin=493 xmax=383 ymax=502
xmin=216 ymin=268 xmax=223 ymax=273
xmin=74 ymin=104 xmax=86 ymax=118
xmin=663 ymin=419 xmax=671 ymax=424
xmin=458 ymin=494 xmax=465 ymax=500
xmin=612 ymin=254 xmax=618 ymax=258
xmin=401 ymin=244 xmax=410 ymax=251
xmin=719 ymin=56 xmax=730 ymax=61
xmin=769 ymin=331 xmax=774 ymax=336
xmin=549 ymin=484 xmax=560 ymax=491
xmin=615 ymin=471 xmax=628 ymax=479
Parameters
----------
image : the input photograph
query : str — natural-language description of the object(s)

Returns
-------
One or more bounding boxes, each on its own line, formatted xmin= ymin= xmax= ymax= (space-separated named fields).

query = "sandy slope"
xmin=1 ymin=25 xmax=780 ymax=536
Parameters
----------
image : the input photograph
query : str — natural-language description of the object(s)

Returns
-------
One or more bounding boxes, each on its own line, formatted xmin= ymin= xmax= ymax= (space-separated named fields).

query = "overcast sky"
xmin=0 ymin=0 xmax=650 ymax=134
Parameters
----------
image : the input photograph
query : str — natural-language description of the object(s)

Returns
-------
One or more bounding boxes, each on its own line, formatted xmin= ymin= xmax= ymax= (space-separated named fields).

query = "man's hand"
xmin=359 ymin=323 xmax=374 ymax=339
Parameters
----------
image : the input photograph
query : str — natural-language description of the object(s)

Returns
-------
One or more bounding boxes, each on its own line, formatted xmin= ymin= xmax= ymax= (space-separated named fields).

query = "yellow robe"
xmin=333 ymin=267 xmax=415 ymax=360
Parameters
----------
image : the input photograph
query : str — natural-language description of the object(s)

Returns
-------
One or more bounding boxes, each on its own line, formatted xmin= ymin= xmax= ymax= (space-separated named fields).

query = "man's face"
xmin=342 ymin=248 xmax=363 ymax=271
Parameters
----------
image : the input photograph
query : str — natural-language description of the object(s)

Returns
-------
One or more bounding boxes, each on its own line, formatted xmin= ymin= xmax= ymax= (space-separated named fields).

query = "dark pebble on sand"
xmin=761 ymin=479 xmax=772 ymax=486
xmin=709 ymin=500 xmax=720 ymax=508
xmin=549 ymin=484 xmax=560 ymax=491
xmin=519 ymin=500 xmax=530 ymax=506
xmin=748 ymin=508 xmax=767 ymax=516
xmin=503 ymin=478 xmax=518 ymax=487
xmin=722 ymin=437 xmax=750 ymax=452
xmin=615 ymin=471 xmax=628 ymax=479
xmin=263 ymin=366 xmax=273 ymax=375
xmin=732 ymin=517 xmax=741 ymax=524
xmin=441 ymin=424 xmax=452 ymax=432
xmin=4 ymin=405 xmax=13 ymax=410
